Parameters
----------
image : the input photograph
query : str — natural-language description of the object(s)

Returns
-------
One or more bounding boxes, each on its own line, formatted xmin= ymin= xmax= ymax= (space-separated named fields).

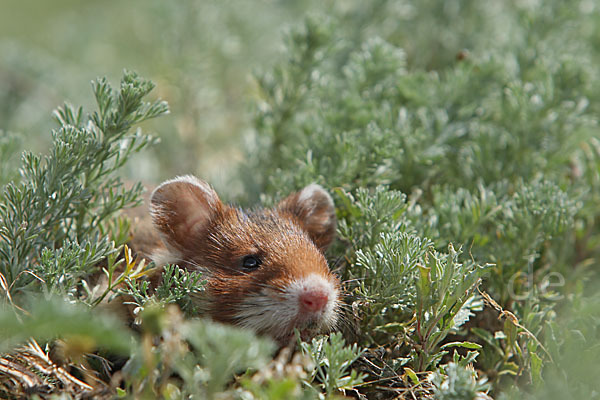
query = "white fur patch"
xmin=154 ymin=175 xmax=217 ymax=207
xmin=234 ymin=273 xmax=339 ymax=340
xmin=298 ymin=184 xmax=331 ymax=209
xmin=235 ymin=289 xmax=299 ymax=338
xmin=286 ymin=273 xmax=339 ymax=322
xmin=151 ymin=247 xmax=181 ymax=267
xmin=298 ymin=184 xmax=335 ymax=232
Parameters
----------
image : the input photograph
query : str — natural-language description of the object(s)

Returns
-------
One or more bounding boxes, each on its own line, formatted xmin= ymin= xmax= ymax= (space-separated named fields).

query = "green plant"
xmin=333 ymin=185 xmax=489 ymax=388
xmin=121 ymin=307 xmax=276 ymax=399
xmin=432 ymin=361 xmax=490 ymax=400
xmin=299 ymin=332 xmax=365 ymax=397
xmin=0 ymin=71 xmax=166 ymax=302
xmin=125 ymin=263 xmax=205 ymax=316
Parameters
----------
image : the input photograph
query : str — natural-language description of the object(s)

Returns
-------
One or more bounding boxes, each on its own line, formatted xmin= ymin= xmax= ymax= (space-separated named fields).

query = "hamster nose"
xmin=300 ymin=288 xmax=329 ymax=313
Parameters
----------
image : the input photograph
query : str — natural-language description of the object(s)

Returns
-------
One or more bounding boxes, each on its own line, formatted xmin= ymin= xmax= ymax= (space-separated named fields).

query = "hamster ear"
xmin=278 ymin=184 xmax=337 ymax=251
xmin=150 ymin=176 xmax=222 ymax=253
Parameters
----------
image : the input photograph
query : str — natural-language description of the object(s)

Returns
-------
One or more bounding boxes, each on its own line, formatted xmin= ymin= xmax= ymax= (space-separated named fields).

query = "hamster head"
xmin=149 ymin=175 xmax=340 ymax=344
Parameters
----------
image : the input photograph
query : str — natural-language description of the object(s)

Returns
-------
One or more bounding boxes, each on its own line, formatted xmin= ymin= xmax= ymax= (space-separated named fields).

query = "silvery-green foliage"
xmin=299 ymin=332 xmax=365 ymax=397
xmin=126 ymin=264 xmax=205 ymax=316
xmin=0 ymin=71 xmax=167 ymax=299
xmin=432 ymin=362 xmax=490 ymax=400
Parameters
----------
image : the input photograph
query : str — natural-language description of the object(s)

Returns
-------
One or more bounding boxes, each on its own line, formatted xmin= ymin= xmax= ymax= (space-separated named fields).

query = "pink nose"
xmin=300 ymin=289 xmax=329 ymax=313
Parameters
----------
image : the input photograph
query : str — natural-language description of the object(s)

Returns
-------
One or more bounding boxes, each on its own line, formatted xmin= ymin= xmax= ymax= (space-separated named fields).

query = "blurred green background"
xmin=1 ymin=0 xmax=539 ymax=196
xmin=0 ymin=0 xmax=327 ymax=195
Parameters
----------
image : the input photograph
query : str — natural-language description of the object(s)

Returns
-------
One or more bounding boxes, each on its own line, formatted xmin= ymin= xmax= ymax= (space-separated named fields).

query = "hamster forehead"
xmin=204 ymin=208 xmax=327 ymax=271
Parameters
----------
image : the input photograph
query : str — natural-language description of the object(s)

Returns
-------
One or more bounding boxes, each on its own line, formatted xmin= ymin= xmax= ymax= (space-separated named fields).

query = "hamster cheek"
xmin=233 ymin=273 xmax=339 ymax=342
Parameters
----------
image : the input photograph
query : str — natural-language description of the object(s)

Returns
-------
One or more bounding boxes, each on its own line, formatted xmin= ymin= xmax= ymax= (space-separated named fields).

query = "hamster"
xmin=147 ymin=175 xmax=341 ymax=344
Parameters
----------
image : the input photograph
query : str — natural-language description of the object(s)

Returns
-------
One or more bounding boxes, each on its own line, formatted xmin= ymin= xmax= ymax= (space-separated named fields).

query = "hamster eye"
xmin=242 ymin=255 xmax=261 ymax=270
